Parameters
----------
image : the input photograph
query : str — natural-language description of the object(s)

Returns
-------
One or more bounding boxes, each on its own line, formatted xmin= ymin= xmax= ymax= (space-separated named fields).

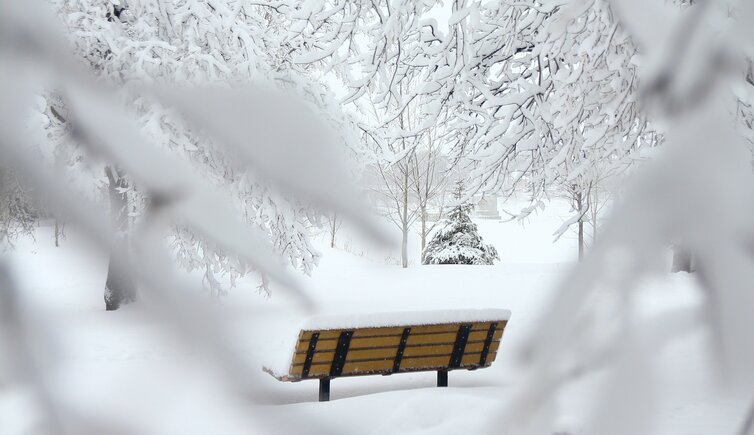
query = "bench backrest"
xmin=288 ymin=319 xmax=507 ymax=380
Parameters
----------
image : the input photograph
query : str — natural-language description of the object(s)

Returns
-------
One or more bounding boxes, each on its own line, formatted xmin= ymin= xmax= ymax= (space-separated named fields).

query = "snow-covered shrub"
xmin=422 ymin=199 xmax=498 ymax=265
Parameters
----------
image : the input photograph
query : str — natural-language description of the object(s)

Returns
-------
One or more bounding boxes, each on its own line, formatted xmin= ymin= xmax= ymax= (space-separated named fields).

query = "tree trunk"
xmin=576 ymin=190 xmax=585 ymax=261
xmin=671 ymin=246 xmax=693 ymax=273
xmin=420 ymin=207 xmax=427 ymax=254
xmin=54 ymin=219 xmax=59 ymax=247
xmin=590 ymin=188 xmax=598 ymax=245
xmin=401 ymin=224 xmax=409 ymax=268
xmin=401 ymin=173 xmax=409 ymax=268
xmin=104 ymin=166 xmax=136 ymax=311
xmin=330 ymin=214 xmax=337 ymax=248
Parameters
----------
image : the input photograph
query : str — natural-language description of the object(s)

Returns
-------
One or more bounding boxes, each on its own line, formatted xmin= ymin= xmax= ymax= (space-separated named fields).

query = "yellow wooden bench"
xmin=265 ymin=310 xmax=510 ymax=401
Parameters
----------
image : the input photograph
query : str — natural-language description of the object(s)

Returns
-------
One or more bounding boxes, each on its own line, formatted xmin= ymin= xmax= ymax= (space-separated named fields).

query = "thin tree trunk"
xmin=590 ymin=188 xmax=598 ymax=245
xmin=578 ymin=220 xmax=584 ymax=261
xmin=104 ymin=166 xmax=136 ymax=311
xmin=401 ymin=182 xmax=408 ymax=269
xmin=401 ymin=170 xmax=409 ymax=268
xmin=420 ymin=207 xmax=427 ymax=253
xmin=398 ymin=101 xmax=411 ymax=269
xmin=330 ymin=214 xmax=337 ymax=248
xmin=576 ymin=190 xmax=585 ymax=261
xmin=401 ymin=224 xmax=408 ymax=268
xmin=54 ymin=219 xmax=59 ymax=247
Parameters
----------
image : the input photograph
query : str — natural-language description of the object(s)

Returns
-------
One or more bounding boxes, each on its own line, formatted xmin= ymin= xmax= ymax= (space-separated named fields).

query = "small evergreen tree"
xmin=422 ymin=183 xmax=499 ymax=265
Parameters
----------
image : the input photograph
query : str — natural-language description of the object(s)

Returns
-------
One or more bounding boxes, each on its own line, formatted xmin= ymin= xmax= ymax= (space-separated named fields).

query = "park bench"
xmin=264 ymin=309 xmax=510 ymax=401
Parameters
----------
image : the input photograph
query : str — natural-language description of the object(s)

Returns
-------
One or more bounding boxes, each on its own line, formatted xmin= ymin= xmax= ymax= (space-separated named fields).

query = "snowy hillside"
xmin=2 ymin=200 xmax=746 ymax=435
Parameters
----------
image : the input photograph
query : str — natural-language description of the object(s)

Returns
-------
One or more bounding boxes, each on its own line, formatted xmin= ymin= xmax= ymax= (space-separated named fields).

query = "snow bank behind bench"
xmin=301 ymin=308 xmax=511 ymax=331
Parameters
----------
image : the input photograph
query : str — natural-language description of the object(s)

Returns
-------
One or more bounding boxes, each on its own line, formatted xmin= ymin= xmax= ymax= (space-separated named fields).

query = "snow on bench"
xmin=263 ymin=309 xmax=511 ymax=401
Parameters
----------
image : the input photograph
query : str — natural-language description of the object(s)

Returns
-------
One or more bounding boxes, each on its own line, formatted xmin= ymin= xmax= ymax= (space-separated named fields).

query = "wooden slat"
xmin=293 ymin=350 xmax=335 ymax=365
xmin=345 ymin=347 xmax=397 ymax=361
xmin=400 ymin=351 xmax=499 ymax=370
xmin=397 ymin=322 xmax=496 ymax=335
xmin=294 ymin=332 xmax=485 ymax=353
xmin=399 ymin=341 xmax=500 ymax=357
xmin=297 ymin=335 xmax=403 ymax=353
xmin=406 ymin=330 xmax=493 ymax=346
xmin=299 ymin=330 xmax=343 ymax=340
xmin=293 ymin=331 xmax=309 ymax=354
xmin=402 ymin=344 xmax=453 ymax=357
xmin=342 ymin=359 xmax=394 ymax=374
xmin=462 ymin=351 xmax=497 ymax=366
xmin=299 ymin=327 xmax=406 ymax=341
xmin=343 ymin=336 xmax=404 ymax=350
xmin=400 ymin=354 xmax=453 ymax=370
xmin=464 ymin=341 xmax=501 ymax=354
xmin=295 ymin=335 xmax=401 ymax=354
xmin=405 ymin=332 xmax=456 ymax=346
xmin=290 ymin=357 xmax=332 ymax=377
xmin=304 ymin=363 xmax=333 ymax=377
xmin=408 ymin=323 xmax=465 ymax=334
xmin=352 ymin=327 xmax=405 ymax=338
xmin=290 ymin=365 xmax=303 ymax=377
xmin=405 ymin=324 xmax=454 ymax=334
xmin=467 ymin=322 xmax=493 ymax=332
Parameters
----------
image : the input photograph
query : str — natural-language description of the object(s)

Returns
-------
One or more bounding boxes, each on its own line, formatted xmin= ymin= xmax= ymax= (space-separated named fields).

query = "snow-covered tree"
xmin=427 ymin=0 xmax=655 ymax=245
xmin=422 ymin=182 xmax=498 ymax=265
xmin=284 ymin=0 xmax=448 ymax=267
xmin=45 ymin=0 xmax=360 ymax=305
xmin=0 ymin=94 xmax=51 ymax=248
xmin=0 ymin=168 xmax=37 ymax=247
xmin=284 ymin=0 xmax=656 ymax=256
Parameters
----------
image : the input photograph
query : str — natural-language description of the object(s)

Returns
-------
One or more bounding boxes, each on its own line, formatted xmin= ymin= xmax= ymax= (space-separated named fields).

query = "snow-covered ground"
xmin=2 ymin=200 xmax=747 ymax=435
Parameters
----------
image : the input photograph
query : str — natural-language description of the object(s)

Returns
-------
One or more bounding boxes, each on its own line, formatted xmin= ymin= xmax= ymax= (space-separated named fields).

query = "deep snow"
xmin=300 ymin=308 xmax=512 ymax=330
xmin=1 ymin=199 xmax=748 ymax=435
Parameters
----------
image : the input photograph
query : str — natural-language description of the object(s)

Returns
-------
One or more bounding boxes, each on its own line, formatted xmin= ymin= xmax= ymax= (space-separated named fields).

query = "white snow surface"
xmin=2 ymin=199 xmax=748 ymax=435
xmin=301 ymin=308 xmax=511 ymax=330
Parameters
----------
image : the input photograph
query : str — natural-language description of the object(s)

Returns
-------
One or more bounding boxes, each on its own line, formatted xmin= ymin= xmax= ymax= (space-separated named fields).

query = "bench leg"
xmin=319 ymin=378 xmax=331 ymax=402
xmin=437 ymin=369 xmax=448 ymax=387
